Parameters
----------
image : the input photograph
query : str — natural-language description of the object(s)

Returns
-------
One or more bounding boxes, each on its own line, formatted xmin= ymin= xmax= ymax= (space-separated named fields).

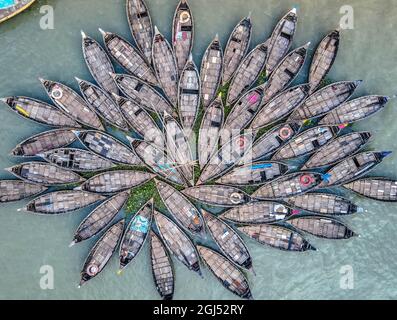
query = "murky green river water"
xmin=0 ymin=0 xmax=397 ymax=300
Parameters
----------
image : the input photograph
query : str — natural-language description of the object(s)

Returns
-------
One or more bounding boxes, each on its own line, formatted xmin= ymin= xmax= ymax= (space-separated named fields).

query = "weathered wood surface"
xmin=222 ymin=15 xmax=252 ymax=85
xmin=39 ymin=148 xmax=115 ymax=172
xmin=178 ymin=55 xmax=200 ymax=132
xmin=319 ymin=151 xmax=392 ymax=188
xmin=1 ymin=96 xmax=80 ymax=128
xmin=11 ymin=129 xmax=77 ymax=157
xmin=272 ymin=125 xmax=340 ymax=161
xmin=238 ymin=224 xmax=315 ymax=252
xmin=198 ymin=95 xmax=224 ymax=169
xmin=319 ymin=95 xmax=389 ymax=125
xmin=287 ymin=216 xmax=357 ymax=239
xmin=308 ymin=30 xmax=340 ymax=94
xmin=23 ymin=190 xmax=105 ymax=215
xmin=173 ymin=0 xmax=194 ymax=74
xmin=126 ymin=0 xmax=154 ymax=64
xmin=0 ymin=0 xmax=36 ymax=24
xmin=79 ymin=220 xmax=125 ymax=287
xmin=155 ymin=180 xmax=204 ymax=235
xmin=220 ymin=201 xmax=294 ymax=224
xmin=249 ymin=84 xmax=309 ymax=131
xmin=344 ymin=177 xmax=397 ymax=202
xmin=227 ymin=41 xmax=267 ymax=105
xmin=197 ymin=245 xmax=253 ymax=300
xmin=75 ymin=130 xmax=142 ymax=166
xmin=252 ymin=172 xmax=324 ymax=200
xmin=265 ymin=8 xmax=298 ymax=75
xmin=0 ymin=180 xmax=47 ymax=203
xmin=154 ymin=211 xmax=202 ymax=276
xmin=200 ymin=35 xmax=223 ymax=108
xmin=119 ymin=199 xmax=153 ymax=270
xmin=7 ymin=162 xmax=84 ymax=186
xmin=40 ymin=79 xmax=104 ymax=130
xmin=285 ymin=192 xmax=360 ymax=215
xmin=152 ymin=26 xmax=179 ymax=106
xmin=100 ymin=30 xmax=157 ymax=85
xmin=290 ymin=80 xmax=362 ymax=121
xmin=76 ymin=78 xmax=128 ymax=131
xmin=77 ymin=170 xmax=155 ymax=194
xmin=81 ymin=31 xmax=119 ymax=95
xmin=215 ymin=161 xmax=289 ymax=186
xmin=150 ymin=231 xmax=175 ymax=300
xmin=302 ymin=131 xmax=372 ymax=169
xmin=182 ymin=185 xmax=251 ymax=207
xmin=71 ymin=191 xmax=129 ymax=246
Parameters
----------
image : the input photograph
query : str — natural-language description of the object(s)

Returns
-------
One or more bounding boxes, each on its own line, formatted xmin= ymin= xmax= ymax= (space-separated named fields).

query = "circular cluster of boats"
xmin=1 ymin=0 xmax=396 ymax=300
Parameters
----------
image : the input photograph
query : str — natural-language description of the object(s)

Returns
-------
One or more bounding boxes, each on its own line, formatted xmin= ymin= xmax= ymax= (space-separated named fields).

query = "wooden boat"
xmin=149 ymin=231 xmax=175 ymax=300
xmin=344 ymin=177 xmax=397 ymax=202
xmin=200 ymin=34 xmax=223 ymax=109
xmin=154 ymin=210 xmax=202 ymax=276
xmin=38 ymin=148 xmax=115 ymax=172
xmin=319 ymin=151 xmax=392 ymax=188
xmin=1 ymin=96 xmax=80 ymax=128
xmin=252 ymin=172 xmax=324 ymax=200
xmin=22 ymin=190 xmax=105 ymax=215
xmin=163 ymin=112 xmax=194 ymax=186
xmin=221 ymin=86 xmax=264 ymax=144
xmin=172 ymin=0 xmax=194 ymax=74
xmin=0 ymin=0 xmax=36 ymax=24
xmin=222 ymin=15 xmax=252 ymax=85
xmin=76 ymin=170 xmax=155 ymax=194
xmin=302 ymin=131 xmax=372 ymax=170
xmin=182 ymin=185 xmax=251 ymax=207
xmin=76 ymin=78 xmax=129 ymax=131
xmin=289 ymin=80 xmax=362 ymax=121
xmin=239 ymin=122 xmax=302 ymax=164
xmin=155 ymin=179 xmax=204 ymax=235
xmin=226 ymin=41 xmax=267 ymax=105
xmin=111 ymin=73 xmax=175 ymax=115
xmin=40 ymin=79 xmax=104 ymax=130
xmin=198 ymin=133 xmax=253 ymax=184
xmin=198 ymin=95 xmax=224 ymax=169
xmin=70 ymin=191 xmax=130 ymax=246
xmin=319 ymin=95 xmax=390 ymax=126
xmin=202 ymin=210 xmax=254 ymax=273
xmin=152 ymin=26 xmax=179 ymax=106
xmin=129 ymin=137 xmax=185 ymax=186
xmin=11 ymin=129 xmax=77 ymax=157
xmin=286 ymin=215 xmax=357 ymax=239
xmin=272 ymin=125 xmax=340 ymax=161
xmin=285 ymin=192 xmax=361 ymax=215
xmin=178 ymin=54 xmax=200 ymax=132
xmin=197 ymin=245 xmax=253 ymax=300
xmin=308 ymin=30 xmax=340 ymax=94
xmin=79 ymin=220 xmax=125 ymax=288
xmin=219 ymin=201 xmax=295 ymax=224
xmin=0 ymin=180 xmax=47 ymax=203
xmin=99 ymin=29 xmax=157 ymax=86
xmin=6 ymin=162 xmax=85 ymax=186
xmin=238 ymin=224 xmax=315 ymax=252
xmin=126 ymin=0 xmax=154 ymax=64
xmin=261 ymin=43 xmax=309 ymax=106
xmin=119 ymin=199 xmax=153 ymax=271
xmin=81 ymin=31 xmax=118 ymax=95
xmin=215 ymin=161 xmax=289 ymax=186
xmin=112 ymin=94 xmax=164 ymax=148
xmin=74 ymin=130 xmax=142 ymax=166
xmin=266 ymin=8 xmax=298 ymax=75
xmin=249 ymin=84 xmax=310 ymax=131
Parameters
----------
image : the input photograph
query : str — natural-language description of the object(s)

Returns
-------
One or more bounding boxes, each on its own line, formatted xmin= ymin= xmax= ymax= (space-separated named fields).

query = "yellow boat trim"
xmin=0 ymin=0 xmax=36 ymax=24
xmin=15 ymin=105 xmax=30 ymax=117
